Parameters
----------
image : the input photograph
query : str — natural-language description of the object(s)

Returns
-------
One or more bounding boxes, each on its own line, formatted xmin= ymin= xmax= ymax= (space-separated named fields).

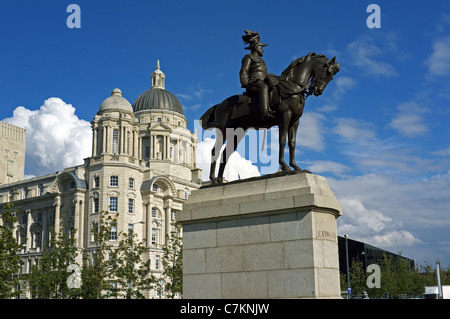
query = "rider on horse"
xmin=239 ymin=30 xmax=276 ymax=120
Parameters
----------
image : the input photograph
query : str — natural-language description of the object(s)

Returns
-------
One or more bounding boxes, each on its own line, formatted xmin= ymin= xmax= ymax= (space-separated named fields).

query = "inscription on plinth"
xmin=178 ymin=172 xmax=342 ymax=299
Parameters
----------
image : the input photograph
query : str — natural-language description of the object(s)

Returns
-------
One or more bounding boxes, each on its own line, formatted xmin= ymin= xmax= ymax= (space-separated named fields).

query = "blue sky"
xmin=1 ymin=0 xmax=450 ymax=267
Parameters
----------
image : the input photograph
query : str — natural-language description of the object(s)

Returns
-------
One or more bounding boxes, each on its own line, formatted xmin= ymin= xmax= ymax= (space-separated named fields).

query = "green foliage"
xmin=107 ymin=228 xmax=156 ymax=299
xmin=26 ymin=224 xmax=79 ymax=299
xmin=340 ymin=252 xmax=450 ymax=299
xmin=160 ymin=222 xmax=183 ymax=298
xmin=0 ymin=198 xmax=22 ymax=298
xmin=79 ymin=211 xmax=117 ymax=298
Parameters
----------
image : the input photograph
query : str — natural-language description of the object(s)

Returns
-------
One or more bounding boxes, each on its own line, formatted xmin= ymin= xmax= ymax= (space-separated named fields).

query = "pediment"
xmin=150 ymin=123 xmax=172 ymax=132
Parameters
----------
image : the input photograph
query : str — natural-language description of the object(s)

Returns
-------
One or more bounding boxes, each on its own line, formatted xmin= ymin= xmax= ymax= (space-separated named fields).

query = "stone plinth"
xmin=177 ymin=172 xmax=342 ymax=299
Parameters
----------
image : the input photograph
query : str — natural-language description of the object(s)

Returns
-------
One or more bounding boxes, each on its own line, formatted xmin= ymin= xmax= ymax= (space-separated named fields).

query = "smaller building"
xmin=0 ymin=121 xmax=26 ymax=185
xmin=338 ymin=236 xmax=415 ymax=276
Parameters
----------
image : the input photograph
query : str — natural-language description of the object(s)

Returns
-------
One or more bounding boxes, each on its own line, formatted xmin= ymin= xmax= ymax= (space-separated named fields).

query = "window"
xmin=93 ymin=197 xmax=99 ymax=213
xmin=128 ymin=198 xmax=134 ymax=214
xmin=129 ymin=178 xmax=134 ymax=189
xmin=38 ymin=184 xmax=44 ymax=196
xmin=37 ymin=212 xmax=43 ymax=222
xmin=157 ymin=117 xmax=162 ymax=123
xmin=128 ymin=224 xmax=134 ymax=238
xmin=109 ymin=223 xmax=117 ymax=241
xmin=110 ymin=176 xmax=118 ymax=187
xmin=126 ymin=131 xmax=130 ymax=154
xmin=94 ymin=176 xmax=100 ymax=188
xmin=184 ymin=188 xmax=190 ymax=200
xmin=152 ymin=207 xmax=158 ymax=219
xmin=155 ymin=255 xmax=160 ymax=270
xmin=112 ymin=129 xmax=119 ymax=154
xmin=109 ymin=197 xmax=118 ymax=212
xmin=152 ymin=184 xmax=158 ymax=192
xmin=152 ymin=229 xmax=156 ymax=244
xmin=145 ymin=146 xmax=150 ymax=158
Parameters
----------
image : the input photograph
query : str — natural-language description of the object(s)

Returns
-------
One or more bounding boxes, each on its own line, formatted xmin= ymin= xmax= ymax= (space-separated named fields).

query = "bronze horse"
xmin=200 ymin=52 xmax=340 ymax=184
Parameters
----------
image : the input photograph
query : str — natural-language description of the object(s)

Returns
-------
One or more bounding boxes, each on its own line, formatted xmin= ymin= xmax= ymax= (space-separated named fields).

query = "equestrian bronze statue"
xmin=200 ymin=30 xmax=340 ymax=184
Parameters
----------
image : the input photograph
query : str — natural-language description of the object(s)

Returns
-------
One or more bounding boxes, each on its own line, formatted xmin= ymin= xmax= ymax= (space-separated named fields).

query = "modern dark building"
xmin=338 ymin=236 xmax=415 ymax=277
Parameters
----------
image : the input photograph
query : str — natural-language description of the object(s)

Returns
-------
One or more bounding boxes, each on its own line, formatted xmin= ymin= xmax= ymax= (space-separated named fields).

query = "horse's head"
xmin=310 ymin=56 xmax=340 ymax=96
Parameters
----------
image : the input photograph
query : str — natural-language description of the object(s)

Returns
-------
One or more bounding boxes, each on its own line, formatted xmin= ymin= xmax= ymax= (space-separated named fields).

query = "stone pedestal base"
xmin=178 ymin=172 xmax=342 ymax=299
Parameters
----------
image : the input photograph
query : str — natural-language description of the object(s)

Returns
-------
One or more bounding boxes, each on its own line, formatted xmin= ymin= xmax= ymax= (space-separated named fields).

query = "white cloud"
xmin=388 ymin=101 xmax=429 ymax=137
xmin=296 ymin=112 xmax=326 ymax=152
xmin=334 ymin=117 xmax=376 ymax=140
xmin=425 ymin=37 xmax=450 ymax=77
xmin=347 ymin=39 xmax=398 ymax=77
xmin=196 ymin=137 xmax=260 ymax=182
xmin=329 ymin=173 xmax=450 ymax=263
xmin=302 ymin=160 xmax=350 ymax=177
xmin=333 ymin=76 xmax=357 ymax=98
xmin=3 ymin=97 xmax=92 ymax=176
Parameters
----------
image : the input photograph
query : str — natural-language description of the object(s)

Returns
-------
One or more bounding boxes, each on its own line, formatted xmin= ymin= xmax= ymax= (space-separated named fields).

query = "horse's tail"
xmin=199 ymin=104 xmax=218 ymax=130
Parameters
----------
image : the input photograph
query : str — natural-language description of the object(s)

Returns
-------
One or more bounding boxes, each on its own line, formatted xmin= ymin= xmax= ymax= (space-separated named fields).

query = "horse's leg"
xmin=288 ymin=119 xmax=302 ymax=171
xmin=210 ymin=129 xmax=225 ymax=184
xmin=278 ymin=113 xmax=291 ymax=171
xmin=217 ymin=127 xmax=245 ymax=182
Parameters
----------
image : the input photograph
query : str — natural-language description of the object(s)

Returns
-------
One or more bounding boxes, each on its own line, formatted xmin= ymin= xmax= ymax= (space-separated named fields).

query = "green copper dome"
xmin=132 ymin=61 xmax=184 ymax=116
xmin=132 ymin=87 xmax=184 ymax=115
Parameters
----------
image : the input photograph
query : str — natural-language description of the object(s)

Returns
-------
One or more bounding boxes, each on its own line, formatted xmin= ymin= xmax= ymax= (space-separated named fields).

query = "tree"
xmin=108 ymin=228 xmax=156 ymax=298
xmin=0 ymin=198 xmax=22 ymax=298
xmin=160 ymin=223 xmax=183 ymax=298
xmin=348 ymin=257 xmax=367 ymax=298
xmin=79 ymin=211 xmax=116 ymax=299
xmin=27 ymin=224 xmax=79 ymax=299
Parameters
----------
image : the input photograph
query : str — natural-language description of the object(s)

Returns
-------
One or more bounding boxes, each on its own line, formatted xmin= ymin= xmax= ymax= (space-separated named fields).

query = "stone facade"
xmin=179 ymin=172 xmax=342 ymax=299
xmin=0 ymin=121 xmax=25 ymax=185
xmin=0 ymin=64 xmax=201 ymax=298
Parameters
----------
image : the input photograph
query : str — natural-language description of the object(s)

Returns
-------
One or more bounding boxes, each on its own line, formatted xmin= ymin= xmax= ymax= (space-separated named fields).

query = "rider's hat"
xmin=242 ymin=30 xmax=268 ymax=50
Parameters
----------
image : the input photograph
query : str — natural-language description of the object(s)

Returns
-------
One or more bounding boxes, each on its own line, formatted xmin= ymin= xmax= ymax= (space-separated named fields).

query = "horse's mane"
xmin=280 ymin=52 xmax=328 ymax=81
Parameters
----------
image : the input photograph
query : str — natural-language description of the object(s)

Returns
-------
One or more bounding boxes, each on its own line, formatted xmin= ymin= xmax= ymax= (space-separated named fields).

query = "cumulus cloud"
xmin=196 ymin=137 xmax=260 ymax=182
xmin=3 ymin=97 xmax=92 ymax=176
xmin=328 ymin=173 xmax=450 ymax=263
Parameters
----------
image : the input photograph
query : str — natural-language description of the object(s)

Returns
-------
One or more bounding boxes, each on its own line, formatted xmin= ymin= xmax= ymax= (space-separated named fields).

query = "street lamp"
xmin=436 ymin=259 xmax=443 ymax=299
xmin=345 ymin=235 xmax=350 ymax=299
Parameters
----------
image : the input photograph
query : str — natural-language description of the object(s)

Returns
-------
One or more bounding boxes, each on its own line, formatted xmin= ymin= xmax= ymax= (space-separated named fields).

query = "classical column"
xmin=152 ymin=135 xmax=155 ymax=159
xmin=193 ymin=144 xmax=197 ymax=168
xmin=118 ymin=126 xmax=123 ymax=155
xmin=78 ymin=198 xmax=84 ymax=247
xmin=54 ymin=195 xmax=61 ymax=234
xmin=133 ymin=130 xmax=138 ymax=158
xmin=138 ymin=136 xmax=142 ymax=160
xmin=92 ymin=127 xmax=98 ymax=156
xmin=26 ymin=210 xmax=32 ymax=251
xmin=164 ymin=200 xmax=172 ymax=243
xmin=145 ymin=200 xmax=151 ymax=247
xmin=73 ymin=199 xmax=79 ymax=245
xmin=102 ymin=126 xmax=105 ymax=154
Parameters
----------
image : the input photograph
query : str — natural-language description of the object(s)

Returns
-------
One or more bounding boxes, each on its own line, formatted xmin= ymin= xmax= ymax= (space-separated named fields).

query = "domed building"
xmin=0 ymin=62 xmax=202 ymax=299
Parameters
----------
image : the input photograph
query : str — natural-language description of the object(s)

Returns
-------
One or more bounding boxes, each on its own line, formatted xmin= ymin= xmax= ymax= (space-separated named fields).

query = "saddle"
xmin=230 ymin=78 xmax=305 ymax=120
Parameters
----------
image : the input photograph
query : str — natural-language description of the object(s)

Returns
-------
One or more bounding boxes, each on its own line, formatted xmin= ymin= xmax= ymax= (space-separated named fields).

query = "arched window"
xmin=112 ymin=129 xmax=119 ymax=154
xmin=38 ymin=184 xmax=44 ymax=196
